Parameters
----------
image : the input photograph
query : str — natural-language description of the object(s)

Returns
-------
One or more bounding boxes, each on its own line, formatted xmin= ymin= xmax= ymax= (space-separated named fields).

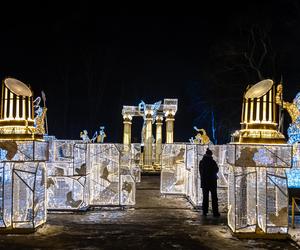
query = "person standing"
xmin=199 ymin=148 xmax=220 ymax=217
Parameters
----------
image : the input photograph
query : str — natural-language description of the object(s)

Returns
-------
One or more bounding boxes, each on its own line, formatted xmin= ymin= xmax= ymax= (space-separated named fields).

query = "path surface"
xmin=0 ymin=175 xmax=298 ymax=249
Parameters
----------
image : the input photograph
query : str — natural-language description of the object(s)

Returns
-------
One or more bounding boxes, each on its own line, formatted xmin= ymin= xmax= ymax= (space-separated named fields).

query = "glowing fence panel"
xmin=0 ymin=141 xmax=48 ymax=162
xmin=11 ymin=162 xmax=46 ymax=229
xmin=161 ymin=144 xmax=186 ymax=195
xmin=46 ymin=140 xmax=89 ymax=211
xmin=131 ymin=144 xmax=141 ymax=182
xmin=47 ymin=176 xmax=89 ymax=210
xmin=118 ymin=144 xmax=136 ymax=205
xmin=257 ymin=168 xmax=267 ymax=232
xmin=73 ymin=143 xmax=88 ymax=176
xmin=235 ymin=167 xmax=257 ymax=233
xmin=227 ymin=166 xmax=235 ymax=232
xmin=0 ymin=163 xmax=12 ymax=228
xmin=227 ymin=144 xmax=291 ymax=234
xmin=185 ymin=144 xmax=200 ymax=206
xmin=34 ymin=163 xmax=47 ymax=227
xmin=266 ymin=168 xmax=288 ymax=234
xmin=89 ymin=144 xmax=120 ymax=206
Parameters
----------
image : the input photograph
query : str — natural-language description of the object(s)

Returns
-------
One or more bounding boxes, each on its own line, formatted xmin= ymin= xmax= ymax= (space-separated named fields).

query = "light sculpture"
xmin=0 ymin=77 xmax=48 ymax=232
xmin=122 ymin=99 xmax=178 ymax=171
xmin=160 ymin=144 xmax=228 ymax=212
xmin=88 ymin=143 xmax=136 ymax=206
xmin=0 ymin=78 xmax=46 ymax=140
xmin=190 ymin=127 xmax=211 ymax=145
xmin=0 ymin=141 xmax=48 ymax=232
xmin=46 ymin=140 xmax=89 ymax=211
xmin=275 ymin=84 xmax=300 ymax=187
xmin=228 ymin=79 xmax=292 ymax=237
xmin=231 ymin=79 xmax=285 ymax=144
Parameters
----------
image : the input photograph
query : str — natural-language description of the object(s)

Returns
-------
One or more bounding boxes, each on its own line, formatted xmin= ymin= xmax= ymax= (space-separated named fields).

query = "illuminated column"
xmin=144 ymin=111 xmax=153 ymax=167
xmin=3 ymin=87 xmax=8 ymax=119
xmin=255 ymin=98 xmax=260 ymax=122
xmin=15 ymin=96 xmax=20 ymax=119
xmin=165 ymin=111 xmax=175 ymax=143
xmin=28 ymin=97 xmax=31 ymax=120
xmin=123 ymin=114 xmax=132 ymax=148
xmin=155 ymin=115 xmax=163 ymax=166
xmin=244 ymin=99 xmax=248 ymax=123
xmin=22 ymin=97 xmax=26 ymax=119
xmin=262 ymin=94 xmax=267 ymax=122
xmin=9 ymin=92 xmax=14 ymax=119
xmin=249 ymin=98 xmax=254 ymax=123
xmin=268 ymin=89 xmax=272 ymax=122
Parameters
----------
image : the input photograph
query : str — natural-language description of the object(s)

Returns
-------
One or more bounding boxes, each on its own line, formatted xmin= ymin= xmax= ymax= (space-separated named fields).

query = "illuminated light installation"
xmin=0 ymin=78 xmax=48 ymax=232
xmin=122 ymin=99 xmax=178 ymax=171
xmin=160 ymin=144 xmax=228 ymax=212
xmin=275 ymin=84 xmax=300 ymax=187
xmin=160 ymin=144 xmax=186 ymax=194
xmin=46 ymin=140 xmax=89 ymax=211
xmin=0 ymin=78 xmax=44 ymax=140
xmin=229 ymin=79 xmax=292 ymax=237
xmin=160 ymin=144 xmax=228 ymax=211
xmin=227 ymin=144 xmax=291 ymax=234
xmin=88 ymin=144 xmax=136 ymax=206
xmin=231 ymin=79 xmax=285 ymax=144
xmin=190 ymin=127 xmax=211 ymax=144
xmin=46 ymin=140 xmax=138 ymax=209
xmin=0 ymin=141 xmax=48 ymax=232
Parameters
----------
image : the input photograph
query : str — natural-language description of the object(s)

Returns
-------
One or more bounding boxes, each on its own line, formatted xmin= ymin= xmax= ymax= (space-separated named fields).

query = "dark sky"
xmin=0 ymin=2 xmax=299 ymax=143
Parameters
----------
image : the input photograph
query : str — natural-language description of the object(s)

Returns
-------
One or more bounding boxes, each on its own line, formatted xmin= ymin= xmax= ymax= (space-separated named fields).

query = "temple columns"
xmin=144 ymin=112 xmax=153 ymax=168
xmin=165 ymin=111 xmax=175 ymax=143
xmin=123 ymin=114 xmax=132 ymax=150
xmin=155 ymin=115 xmax=163 ymax=167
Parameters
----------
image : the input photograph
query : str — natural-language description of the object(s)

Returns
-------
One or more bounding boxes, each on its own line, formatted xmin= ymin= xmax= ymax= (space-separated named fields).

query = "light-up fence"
xmin=227 ymin=144 xmax=292 ymax=234
xmin=47 ymin=140 xmax=89 ymax=210
xmin=0 ymin=141 xmax=48 ymax=232
xmin=160 ymin=143 xmax=228 ymax=211
xmin=46 ymin=140 xmax=139 ymax=210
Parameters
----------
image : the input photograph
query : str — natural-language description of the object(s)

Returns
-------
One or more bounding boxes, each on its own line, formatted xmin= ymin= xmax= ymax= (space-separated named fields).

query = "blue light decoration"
xmin=282 ymin=91 xmax=300 ymax=188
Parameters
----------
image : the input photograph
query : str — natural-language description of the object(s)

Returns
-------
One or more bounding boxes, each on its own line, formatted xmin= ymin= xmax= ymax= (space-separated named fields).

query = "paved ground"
xmin=0 ymin=175 xmax=298 ymax=249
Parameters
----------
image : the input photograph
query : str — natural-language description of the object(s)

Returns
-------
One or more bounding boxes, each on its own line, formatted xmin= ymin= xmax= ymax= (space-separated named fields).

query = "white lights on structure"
xmin=46 ymin=140 xmax=89 ymax=211
xmin=227 ymin=144 xmax=292 ymax=234
xmin=0 ymin=141 xmax=48 ymax=232
xmin=46 ymin=140 xmax=138 ymax=210
xmin=122 ymin=98 xmax=178 ymax=171
xmin=160 ymin=144 xmax=228 ymax=211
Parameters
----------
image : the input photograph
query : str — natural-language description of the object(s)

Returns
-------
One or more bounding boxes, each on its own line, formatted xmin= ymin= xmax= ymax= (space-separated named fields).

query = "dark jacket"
xmin=199 ymin=154 xmax=219 ymax=188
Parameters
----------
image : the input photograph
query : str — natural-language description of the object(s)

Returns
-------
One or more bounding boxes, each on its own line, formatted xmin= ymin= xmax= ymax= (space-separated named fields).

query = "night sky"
xmin=0 ymin=2 xmax=300 ymax=143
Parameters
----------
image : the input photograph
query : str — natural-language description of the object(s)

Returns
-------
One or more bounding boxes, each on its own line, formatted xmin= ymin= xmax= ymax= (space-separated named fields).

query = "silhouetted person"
xmin=199 ymin=148 xmax=220 ymax=217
